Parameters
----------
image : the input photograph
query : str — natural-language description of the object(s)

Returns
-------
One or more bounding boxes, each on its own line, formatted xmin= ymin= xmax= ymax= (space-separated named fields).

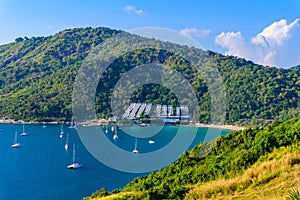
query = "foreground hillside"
xmin=86 ymin=118 xmax=300 ymax=199
xmin=0 ymin=27 xmax=300 ymax=123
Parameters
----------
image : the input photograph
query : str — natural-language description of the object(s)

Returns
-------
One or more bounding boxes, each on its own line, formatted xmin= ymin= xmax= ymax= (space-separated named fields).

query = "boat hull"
xmin=11 ymin=143 xmax=22 ymax=148
xmin=67 ymin=162 xmax=82 ymax=169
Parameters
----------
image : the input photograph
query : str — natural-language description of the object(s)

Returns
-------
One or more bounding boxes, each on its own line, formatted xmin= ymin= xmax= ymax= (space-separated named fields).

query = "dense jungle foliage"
xmin=0 ymin=27 xmax=299 ymax=124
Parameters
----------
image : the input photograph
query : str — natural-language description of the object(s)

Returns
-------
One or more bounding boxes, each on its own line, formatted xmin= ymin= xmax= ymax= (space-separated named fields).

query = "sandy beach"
xmin=194 ymin=123 xmax=245 ymax=131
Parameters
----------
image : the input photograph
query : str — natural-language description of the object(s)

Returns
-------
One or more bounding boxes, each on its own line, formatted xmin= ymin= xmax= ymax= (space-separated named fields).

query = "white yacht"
xmin=65 ymin=133 xmax=69 ymax=150
xmin=21 ymin=123 xmax=27 ymax=136
xmin=68 ymin=117 xmax=77 ymax=129
xmin=11 ymin=131 xmax=22 ymax=148
xmin=148 ymin=140 xmax=155 ymax=144
xmin=67 ymin=144 xmax=82 ymax=169
xmin=113 ymin=126 xmax=118 ymax=140
xmin=60 ymin=122 xmax=64 ymax=138
xmin=132 ymin=137 xmax=139 ymax=154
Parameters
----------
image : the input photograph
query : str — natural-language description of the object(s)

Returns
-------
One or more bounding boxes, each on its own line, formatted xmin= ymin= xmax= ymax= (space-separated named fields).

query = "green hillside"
xmin=0 ymin=27 xmax=300 ymax=124
xmin=86 ymin=118 xmax=300 ymax=200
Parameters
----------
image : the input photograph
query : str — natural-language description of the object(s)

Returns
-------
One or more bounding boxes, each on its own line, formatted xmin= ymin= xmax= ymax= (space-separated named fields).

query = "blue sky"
xmin=1 ymin=0 xmax=300 ymax=68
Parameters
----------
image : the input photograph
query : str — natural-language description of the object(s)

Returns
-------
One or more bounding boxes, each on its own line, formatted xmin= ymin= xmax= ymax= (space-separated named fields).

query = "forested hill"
xmin=0 ymin=27 xmax=300 ymax=123
xmin=290 ymin=65 xmax=300 ymax=70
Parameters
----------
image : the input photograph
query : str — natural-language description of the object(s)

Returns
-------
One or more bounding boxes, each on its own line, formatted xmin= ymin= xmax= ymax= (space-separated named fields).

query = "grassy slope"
xmin=86 ymin=118 xmax=300 ymax=200
xmin=186 ymin=142 xmax=300 ymax=199
xmin=88 ymin=143 xmax=300 ymax=200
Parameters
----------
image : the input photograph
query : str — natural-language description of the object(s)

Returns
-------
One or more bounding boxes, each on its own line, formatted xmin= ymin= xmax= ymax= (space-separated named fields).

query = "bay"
xmin=0 ymin=124 xmax=231 ymax=200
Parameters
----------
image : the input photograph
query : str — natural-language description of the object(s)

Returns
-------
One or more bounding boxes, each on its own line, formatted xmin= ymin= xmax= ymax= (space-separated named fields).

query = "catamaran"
xmin=67 ymin=144 xmax=82 ymax=169
xmin=11 ymin=131 xmax=22 ymax=148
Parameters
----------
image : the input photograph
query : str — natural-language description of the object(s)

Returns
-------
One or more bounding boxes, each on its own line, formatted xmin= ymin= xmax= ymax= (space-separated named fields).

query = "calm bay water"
xmin=0 ymin=123 xmax=231 ymax=200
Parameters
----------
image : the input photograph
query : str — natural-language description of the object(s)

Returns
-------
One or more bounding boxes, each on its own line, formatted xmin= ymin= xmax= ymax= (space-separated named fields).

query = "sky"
xmin=0 ymin=0 xmax=300 ymax=68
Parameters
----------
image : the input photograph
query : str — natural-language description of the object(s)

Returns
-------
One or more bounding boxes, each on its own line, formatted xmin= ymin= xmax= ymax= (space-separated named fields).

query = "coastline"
xmin=0 ymin=118 xmax=61 ymax=124
xmin=0 ymin=118 xmax=245 ymax=131
xmin=194 ymin=123 xmax=245 ymax=131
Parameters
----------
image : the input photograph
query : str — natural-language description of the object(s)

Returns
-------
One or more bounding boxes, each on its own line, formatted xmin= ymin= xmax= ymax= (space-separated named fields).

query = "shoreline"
xmin=193 ymin=123 xmax=245 ymax=131
xmin=0 ymin=118 xmax=245 ymax=131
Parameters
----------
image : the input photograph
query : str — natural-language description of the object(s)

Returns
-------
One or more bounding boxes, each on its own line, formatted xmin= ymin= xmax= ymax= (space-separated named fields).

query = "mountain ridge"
xmin=0 ymin=27 xmax=299 ymax=124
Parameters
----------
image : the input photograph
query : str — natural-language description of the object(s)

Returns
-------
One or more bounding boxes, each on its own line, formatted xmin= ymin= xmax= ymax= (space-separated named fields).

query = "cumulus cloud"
xmin=215 ymin=19 xmax=300 ymax=68
xmin=180 ymin=28 xmax=211 ymax=38
xmin=124 ymin=5 xmax=144 ymax=15
xmin=252 ymin=19 xmax=299 ymax=47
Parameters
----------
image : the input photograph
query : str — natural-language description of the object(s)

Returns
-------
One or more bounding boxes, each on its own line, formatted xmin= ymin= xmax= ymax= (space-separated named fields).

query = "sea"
xmin=0 ymin=123 xmax=231 ymax=200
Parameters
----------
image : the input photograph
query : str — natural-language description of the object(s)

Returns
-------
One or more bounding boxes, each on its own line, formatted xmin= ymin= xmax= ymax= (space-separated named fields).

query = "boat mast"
xmin=14 ymin=131 xmax=18 ymax=143
xmin=73 ymin=144 xmax=76 ymax=163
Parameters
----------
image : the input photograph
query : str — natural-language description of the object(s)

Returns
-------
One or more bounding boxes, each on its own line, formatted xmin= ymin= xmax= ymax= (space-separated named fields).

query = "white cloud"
xmin=124 ymin=5 xmax=144 ymax=15
xmin=215 ymin=19 xmax=300 ymax=68
xmin=215 ymin=31 xmax=253 ymax=61
xmin=252 ymin=19 xmax=299 ymax=47
xmin=180 ymin=28 xmax=211 ymax=38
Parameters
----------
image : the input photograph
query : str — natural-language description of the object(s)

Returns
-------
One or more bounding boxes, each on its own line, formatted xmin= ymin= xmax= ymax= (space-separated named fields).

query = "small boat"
xmin=132 ymin=137 xmax=139 ymax=154
xmin=21 ymin=123 xmax=27 ymax=136
xmin=113 ymin=134 xmax=118 ymax=140
xmin=68 ymin=117 xmax=77 ymax=129
xmin=105 ymin=125 xmax=108 ymax=134
xmin=65 ymin=133 xmax=69 ymax=150
xmin=111 ymin=126 xmax=115 ymax=132
xmin=67 ymin=144 xmax=82 ymax=169
xmin=60 ymin=122 xmax=64 ymax=138
xmin=74 ymin=122 xmax=77 ymax=130
xmin=11 ymin=131 xmax=22 ymax=148
xmin=148 ymin=140 xmax=155 ymax=144
xmin=42 ymin=122 xmax=47 ymax=128
xmin=113 ymin=127 xmax=118 ymax=140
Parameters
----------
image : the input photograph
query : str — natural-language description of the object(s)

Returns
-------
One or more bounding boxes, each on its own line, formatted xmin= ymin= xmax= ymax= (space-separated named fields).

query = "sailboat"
xmin=65 ymin=133 xmax=69 ymax=150
xmin=113 ymin=126 xmax=118 ymax=140
xmin=67 ymin=144 xmax=82 ymax=169
xmin=60 ymin=122 xmax=64 ymax=138
xmin=11 ymin=131 xmax=22 ymax=148
xmin=21 ymin=123 xmax=27 ymax=136
xmin=132 ymin=137 xmax=139 ymax=154
xmin=68 ymin=117 xmax=77 ymax=129
xmin=74 ymin=122 xmax=77 ymax=130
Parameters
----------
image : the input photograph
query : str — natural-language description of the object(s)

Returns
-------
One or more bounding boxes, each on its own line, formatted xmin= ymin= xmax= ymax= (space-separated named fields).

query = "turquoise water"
xmin=0 ymin=124 xmax=231 ymax=200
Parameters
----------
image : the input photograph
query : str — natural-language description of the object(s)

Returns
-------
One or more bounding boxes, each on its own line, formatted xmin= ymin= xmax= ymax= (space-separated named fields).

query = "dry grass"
xmin=88 ymin=191 xmax=138 ymax=200
xmin=89 ymin=144 xmax=300 ymax=200
xmin=185 ymin=144 xmax=300 ymax=200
